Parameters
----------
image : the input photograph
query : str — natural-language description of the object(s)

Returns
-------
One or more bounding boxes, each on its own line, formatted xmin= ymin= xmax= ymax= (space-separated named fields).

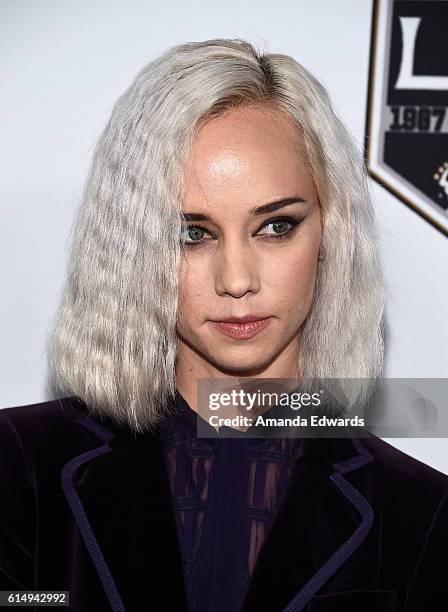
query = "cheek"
xmin=272 ymin=238 xmax=318 ymax=278
xmin=178 ymin=258 xmax=209 ymax=318
xmin=267 ymin=246 xmax=319 ymax=312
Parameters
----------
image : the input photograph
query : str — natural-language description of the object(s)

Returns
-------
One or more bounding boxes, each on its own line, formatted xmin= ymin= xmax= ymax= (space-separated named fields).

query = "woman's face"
xmin=176 ymin=104 xmax=323 ymax=380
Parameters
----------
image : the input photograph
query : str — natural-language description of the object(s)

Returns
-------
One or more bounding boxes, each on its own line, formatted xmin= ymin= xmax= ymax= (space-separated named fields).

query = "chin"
xmin=207 ymin=351 xmax=275 ymax=376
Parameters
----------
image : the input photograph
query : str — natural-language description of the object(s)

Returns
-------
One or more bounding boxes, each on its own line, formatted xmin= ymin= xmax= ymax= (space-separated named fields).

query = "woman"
xmin=1 ymin=38 xmax=447 ymax=612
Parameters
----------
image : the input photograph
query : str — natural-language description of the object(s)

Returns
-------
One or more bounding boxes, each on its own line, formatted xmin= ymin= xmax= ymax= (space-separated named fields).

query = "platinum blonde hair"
xmin=46 ymin=38 xmax=386 ymax=434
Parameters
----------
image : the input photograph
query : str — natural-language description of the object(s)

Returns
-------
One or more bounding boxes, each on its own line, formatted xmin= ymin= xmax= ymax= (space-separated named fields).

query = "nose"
xmin=214 ymin=240 xmax=260 ymax=298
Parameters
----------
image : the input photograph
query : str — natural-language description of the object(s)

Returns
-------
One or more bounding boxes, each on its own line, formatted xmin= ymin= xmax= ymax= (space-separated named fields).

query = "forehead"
xmin=183 ymin=105 xmax=311 ymax=210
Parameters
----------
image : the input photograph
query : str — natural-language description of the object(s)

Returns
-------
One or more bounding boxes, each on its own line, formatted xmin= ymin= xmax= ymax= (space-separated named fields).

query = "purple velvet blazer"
xmin=1 ymin=395 xmax=448 ymax=611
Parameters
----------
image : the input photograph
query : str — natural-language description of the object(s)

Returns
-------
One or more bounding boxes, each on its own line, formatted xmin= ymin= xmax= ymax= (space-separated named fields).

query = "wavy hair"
xmin=46 ymin=38 xmax=386 ymax=433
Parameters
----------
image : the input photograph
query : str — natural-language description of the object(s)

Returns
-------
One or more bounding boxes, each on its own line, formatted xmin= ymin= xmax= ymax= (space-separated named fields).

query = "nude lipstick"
xmin=209 ymin=316 xmax=271 ymax=339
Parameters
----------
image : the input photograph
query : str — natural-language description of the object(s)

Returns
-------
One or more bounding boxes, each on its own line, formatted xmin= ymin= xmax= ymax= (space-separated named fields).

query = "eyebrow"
xmin=181 ymin=196 xmax=307 ymax=222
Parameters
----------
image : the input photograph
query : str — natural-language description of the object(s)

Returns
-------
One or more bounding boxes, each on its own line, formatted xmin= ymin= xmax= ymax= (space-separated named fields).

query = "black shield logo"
xmin=366 ymin=0 xmax=448 ymax=237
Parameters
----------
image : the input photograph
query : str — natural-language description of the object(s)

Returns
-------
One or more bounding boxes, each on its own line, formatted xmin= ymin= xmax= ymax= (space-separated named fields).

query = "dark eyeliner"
xmin=181 ymin=215 xmax=302 ymax=246
xmin=256 ymin=215 xmax=302 ymax=239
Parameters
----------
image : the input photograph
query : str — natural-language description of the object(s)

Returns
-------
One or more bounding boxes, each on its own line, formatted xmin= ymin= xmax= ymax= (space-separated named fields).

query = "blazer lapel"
xmin=241 ymin=435 xmax=375 ymax=612
xmin=60 ymin=412 xmax=188 ymax=612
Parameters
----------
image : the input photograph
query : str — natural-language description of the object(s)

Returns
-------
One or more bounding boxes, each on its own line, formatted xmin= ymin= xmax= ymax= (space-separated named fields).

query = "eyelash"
xmin=181 ymin=216 xmax=302 ymax=247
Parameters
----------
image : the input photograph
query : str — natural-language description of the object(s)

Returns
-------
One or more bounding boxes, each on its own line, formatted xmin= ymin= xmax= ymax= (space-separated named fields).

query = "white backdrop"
xmin=1 ymin=0 xmax=447 ymax=472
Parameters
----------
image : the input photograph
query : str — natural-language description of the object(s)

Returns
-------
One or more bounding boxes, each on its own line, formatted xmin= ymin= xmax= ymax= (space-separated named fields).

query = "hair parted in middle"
xmin=46 ymin=37 xmax=386 ymax=434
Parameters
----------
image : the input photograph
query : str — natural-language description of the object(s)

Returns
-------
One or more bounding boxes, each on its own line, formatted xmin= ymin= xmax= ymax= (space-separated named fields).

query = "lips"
xmin=209 ymin=317 xmax=271 ymax=339
xmin=212 ymin=315 xmax=269 ymax=324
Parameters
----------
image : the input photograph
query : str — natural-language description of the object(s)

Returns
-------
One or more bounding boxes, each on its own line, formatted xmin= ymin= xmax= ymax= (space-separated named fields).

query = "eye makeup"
xmin=180 ymin=215 xmax=304 ymax=247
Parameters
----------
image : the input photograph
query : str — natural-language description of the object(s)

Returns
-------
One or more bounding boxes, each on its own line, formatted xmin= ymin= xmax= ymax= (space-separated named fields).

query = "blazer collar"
xmin=60 ymin=399 xmax=375 ymax=612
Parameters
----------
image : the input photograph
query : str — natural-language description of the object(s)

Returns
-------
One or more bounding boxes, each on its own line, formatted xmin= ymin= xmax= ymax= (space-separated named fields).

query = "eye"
xmin=257 ymin=216 xmax=299 ymax=238
xmin=180 ymin=224 xmax=213 ymax=245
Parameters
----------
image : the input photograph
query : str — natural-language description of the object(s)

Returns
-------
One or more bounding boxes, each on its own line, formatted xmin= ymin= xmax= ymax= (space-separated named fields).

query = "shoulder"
xmin=354 ymin=434 xmax=448 ymax=528
xmin=0 ymin=395 xmax=83 ymax=428
xmin=0 ymin=396 xmax=89 ymax=448
xmin=0 ymin=397 xmax=107 ymax=480
xmin=361 ymin=434 xmax=448 ymax=490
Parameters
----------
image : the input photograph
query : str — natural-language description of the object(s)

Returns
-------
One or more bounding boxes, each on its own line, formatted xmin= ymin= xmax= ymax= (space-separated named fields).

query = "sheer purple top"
xmin=158 ymin=390 xmax=306 ymax=612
